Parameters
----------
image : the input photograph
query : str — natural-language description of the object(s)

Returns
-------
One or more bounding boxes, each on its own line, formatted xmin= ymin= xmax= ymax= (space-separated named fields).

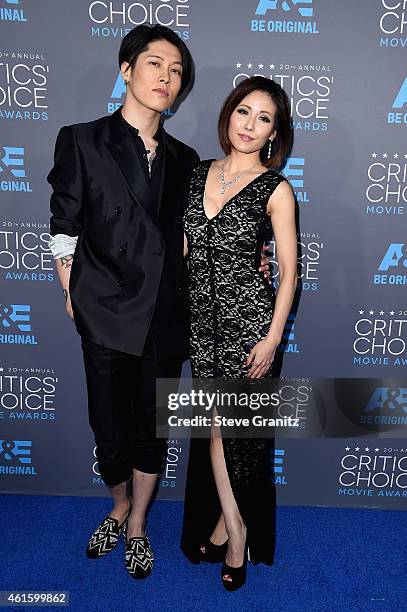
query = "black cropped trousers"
xmin=81 ymin=331 xmax=182 ymax=487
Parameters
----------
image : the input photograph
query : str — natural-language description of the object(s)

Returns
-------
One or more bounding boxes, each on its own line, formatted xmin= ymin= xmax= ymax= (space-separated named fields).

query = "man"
xmin=48 ymin=24 xmax=198 ymax=579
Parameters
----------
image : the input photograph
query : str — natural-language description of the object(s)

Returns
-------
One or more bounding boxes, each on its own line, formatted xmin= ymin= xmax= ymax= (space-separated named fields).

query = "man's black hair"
xmin=119 ymin=24 xmax=193 ymax=97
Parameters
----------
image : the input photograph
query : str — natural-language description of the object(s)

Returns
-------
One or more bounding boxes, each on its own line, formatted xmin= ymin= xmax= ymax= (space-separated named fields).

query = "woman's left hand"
xmin=258 ymin=245 xmax=271 ymax=279
xmin=246 ymin=338 xmax=279 ymax=379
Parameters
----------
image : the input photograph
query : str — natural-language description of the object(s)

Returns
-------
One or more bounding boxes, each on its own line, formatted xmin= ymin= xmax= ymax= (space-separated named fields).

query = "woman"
xmin=181 ymin=76 xmax=298 ymax=590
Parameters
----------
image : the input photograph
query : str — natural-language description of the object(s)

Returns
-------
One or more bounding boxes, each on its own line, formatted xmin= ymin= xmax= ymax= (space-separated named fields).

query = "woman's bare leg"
xmin=210 ymin=430 xmax=247 ymax=576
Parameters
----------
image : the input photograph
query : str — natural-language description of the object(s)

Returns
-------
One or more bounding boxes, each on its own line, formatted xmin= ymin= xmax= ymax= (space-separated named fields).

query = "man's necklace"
xmin=145 ymin=149 xmax=157 ymax=176
xmin=219 ymin=159 xmax=260 ymax=195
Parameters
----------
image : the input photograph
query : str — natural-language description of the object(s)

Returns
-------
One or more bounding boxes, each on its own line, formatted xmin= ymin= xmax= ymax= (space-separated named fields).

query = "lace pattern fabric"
xmin=181 ymin=160 xmax=286 ymax=565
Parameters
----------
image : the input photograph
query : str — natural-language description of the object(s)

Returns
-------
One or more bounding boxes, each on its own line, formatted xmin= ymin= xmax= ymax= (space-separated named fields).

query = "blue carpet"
xmin=0 ymin=495 xmax=405 ymax=612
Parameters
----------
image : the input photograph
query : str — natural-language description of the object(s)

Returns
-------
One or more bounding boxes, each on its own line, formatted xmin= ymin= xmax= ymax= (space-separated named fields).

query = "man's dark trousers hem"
xmin=81 ymin=330 xmax=183 ymax=487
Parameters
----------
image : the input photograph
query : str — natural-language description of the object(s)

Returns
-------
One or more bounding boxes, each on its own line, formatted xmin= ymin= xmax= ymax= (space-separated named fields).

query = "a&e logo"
xmin=0 ymin=0 xmax=27 ymax=22
xmin=388 ymin=77 xmax=407 ymax=124
xmin=374 ymin=243 xmax=407 ymax=285
xmin=0 ymin=146 xmax=32 ymax=193
xmin=0 ymin=304 xmax=38 ymax=345
xmin=361 ymin=387 xmax=407 ymax=426
xmin=279 ymin=313 xmax=300 ymax=353
xmin=0 ymin=438 xmax=31 ymax=462
xmin=107 ymin=72 xmax=176 ymax=117
xmin=282 ymin=157 xmax=309 ymax=203
xmin=107 ymin=72 xmax=125 ymax=114
xmin=0 ymin=439 xmax=36 ymax=475
xmin=271 ymin=448 xmax=287 ymax=484
xmin=251 ymin=0 xmax=319 ymax=35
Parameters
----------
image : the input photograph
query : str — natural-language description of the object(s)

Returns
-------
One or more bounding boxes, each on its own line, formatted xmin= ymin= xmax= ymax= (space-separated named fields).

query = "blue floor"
xmin=0 ymin=495 xmax=406 ymax=612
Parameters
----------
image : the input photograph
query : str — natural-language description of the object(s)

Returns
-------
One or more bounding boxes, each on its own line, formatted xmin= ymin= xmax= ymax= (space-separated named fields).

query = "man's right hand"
xmin=63 ymin=288 xmax=74 ymax=321
xmin=56 ymin=254 xmax=75 ymax=321
xmin=66 ymin=296 xmax=74 ymax=321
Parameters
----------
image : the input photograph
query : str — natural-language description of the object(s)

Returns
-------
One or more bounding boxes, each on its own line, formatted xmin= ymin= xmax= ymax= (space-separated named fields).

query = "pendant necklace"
xmin=146 ymin=149 xmax=156 ymax=176
xmin=219 ymin=158 xmax=260 ymax=195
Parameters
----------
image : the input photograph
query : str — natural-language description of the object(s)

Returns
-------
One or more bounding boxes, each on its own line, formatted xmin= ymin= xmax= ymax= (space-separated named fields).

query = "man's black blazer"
xmin=48 ymin=108 xmax=199 ymax=359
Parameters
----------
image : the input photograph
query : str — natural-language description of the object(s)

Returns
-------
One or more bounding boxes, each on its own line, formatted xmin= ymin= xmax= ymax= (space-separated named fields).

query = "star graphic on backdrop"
xmin=404 ymin=153 xmax=407 ymax=158
xmin=365 ymin=447 xmax=370 ymax=451
xmin=0 ymin=367 xmax=3 ymax=372
xmin=372 ymin=152 xmax=377 ymax=158
xmin=394 ymin=153 xmax=399 ymax=158
xmin=270 ymin=63 xmax=275 ymax=69
xmin=258 ymin=63 xmax=264 ymax=69
xmin=236 ymin=62 xmax=242 ymax=68
xmin=355 ymin=447 xmax=360 ymax=451
xmin=375 ymin=448 xmax=380 ymax=452
xmin=390 ymin=310 xmax=395 ymax=315
xmin=359 ymin=309 xmax=364 ymax=314
xmin=345 ymin=447 xmax=350 ymax=451
xmin=247 ymin=63 xmax=253 ymax=69
xmin=369 ymin=310 xmax=374 ymax=315
xmin=379 ymin=310 xmax=384 ymax=315
xmin=382 ymin=153 xmax=388 ymax=158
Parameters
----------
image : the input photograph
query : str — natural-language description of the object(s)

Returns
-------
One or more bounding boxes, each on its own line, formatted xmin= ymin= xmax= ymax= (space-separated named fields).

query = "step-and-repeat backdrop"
xmin=1 ymin=0 xmax=406 ymax=510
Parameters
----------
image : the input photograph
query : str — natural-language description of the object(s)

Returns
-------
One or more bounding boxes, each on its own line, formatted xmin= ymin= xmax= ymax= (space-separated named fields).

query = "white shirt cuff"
xmin=49 ymin=234 xmax=78 ymax=260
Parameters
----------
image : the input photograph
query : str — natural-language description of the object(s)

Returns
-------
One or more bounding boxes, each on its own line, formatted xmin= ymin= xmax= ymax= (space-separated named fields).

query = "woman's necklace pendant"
xmin=219 ymin=159 xmax=259 ymax=196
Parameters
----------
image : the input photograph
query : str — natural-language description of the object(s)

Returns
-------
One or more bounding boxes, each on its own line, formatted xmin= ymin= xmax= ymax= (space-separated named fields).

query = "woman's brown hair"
xmin=218 ymin=76 xmax=293 ymax=170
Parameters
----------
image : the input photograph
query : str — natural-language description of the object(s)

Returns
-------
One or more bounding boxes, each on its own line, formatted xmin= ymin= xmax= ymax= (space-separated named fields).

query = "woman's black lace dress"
xmin=181 ymin=160 xmax=287 ymax=565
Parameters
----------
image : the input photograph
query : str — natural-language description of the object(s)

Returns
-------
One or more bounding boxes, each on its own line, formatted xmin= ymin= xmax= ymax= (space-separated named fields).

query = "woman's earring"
xmin=267 ymin=140 xmax=272 ymax=159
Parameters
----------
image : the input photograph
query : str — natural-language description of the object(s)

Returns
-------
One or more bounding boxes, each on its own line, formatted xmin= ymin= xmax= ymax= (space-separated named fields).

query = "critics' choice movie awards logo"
xmin=365 ymin=152 xmax=407 ymax=217
xmin=0 ymin=52 xmax=49 ymax=122
xmin=92 ymin=440 xmax=182 ymax=486
xmin=388 ymin=76 xmax=407 ymax=124
xmin=276 ymin=378 xmax=310 ymax=427
xmin=0 ymin=0 xmax=27 ymax=23
xmin=0 ymin=304 xmax=38 ymax=345
xmin=0 ymin=223 xmax=53 ymax=282
xmin=0 ymin=366 xmax=58 ymax=422
xmin=378 ymin=0 xmax=407 ymax=47
xmin=250 ymin=0 xmax=319 ymax=35
xmin=92 ymin=445 xmax=101 ymax=484
xmin=233 ymin=62 xmax=333 ymax=133
xmin=353 ymin=308 xmax=407 ymax=367
xmin=88 ymin=0 xmax=190 ymax=39
xmin=268 ymin=232 xmax=323 ymax=291
xmin=338 ymin=445 xmax=407 ymax=499
xmin=0 ymin=146 xmax=31 ymax=193
xmin=361 ymin=386 xmax=407 ymax=427
xmin=373 ymin=243 xmax=407 ymax=286
xmin=282 ymin=156 xmax=309 ymax=203
xmin=160 ymin=440 xmax=182 ymax=489
xmin=0 ymin=439 xmax=36 ymax=475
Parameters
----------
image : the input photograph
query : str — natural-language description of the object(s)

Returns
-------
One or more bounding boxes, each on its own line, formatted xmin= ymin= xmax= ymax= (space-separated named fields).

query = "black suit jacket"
xmin=48 ymin=108 xmax=199 ymax=359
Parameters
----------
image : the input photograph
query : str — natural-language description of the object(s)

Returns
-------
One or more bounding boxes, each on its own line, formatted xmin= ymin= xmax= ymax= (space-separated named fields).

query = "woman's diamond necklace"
xmin=219 ymin=159 xmax=260 ymax=195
